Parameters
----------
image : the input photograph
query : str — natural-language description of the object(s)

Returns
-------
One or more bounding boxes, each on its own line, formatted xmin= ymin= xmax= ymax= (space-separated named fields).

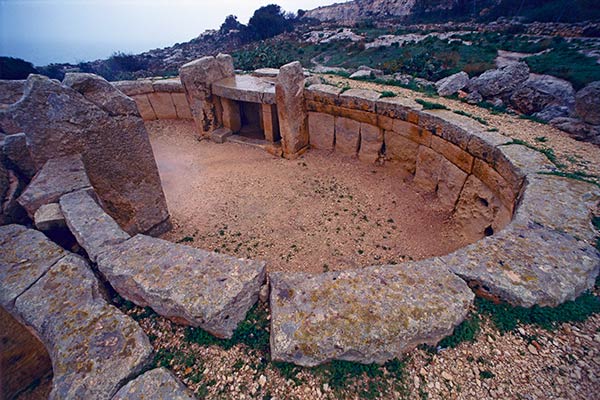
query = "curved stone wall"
xmin=113 ymin=78 xmax=193 ymax=121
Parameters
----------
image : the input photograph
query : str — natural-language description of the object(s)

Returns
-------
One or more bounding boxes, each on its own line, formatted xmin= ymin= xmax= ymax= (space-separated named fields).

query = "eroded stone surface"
xmin=277 ymin=61 xmax=308 ymax=158
xmin=0 ymin=224 xmax=66 ymax=311
xmin=14 ymin=253 xmax=153 ymax=400
xmin=442 ymin=222 xmax=600 ymax=307
xmin=335 ymin=116 xmax=360 ymax=156
xmin=96 ymin=234 xmax=266 ymax=338
xmin=270 ymin=262 xmax=474 ymax=366
xmin=112 ymin=368 xmax=194 ymax=400
xmin=358 ymin=123 xmax=383 ymax=163
xmin=34 ymin=203 xmax=66 ymax=232
xmin=308 ymin=112 xmax=335 ymax=150
xmin=3 ymin=132 xmax=36 ymax=179
xmin=17 ymin=154 xmax=91 ymax=218
xmin=213 ymin=75 xmax=276 ymax=104
xmin=60 ymin=189 xmax=130 ymax=262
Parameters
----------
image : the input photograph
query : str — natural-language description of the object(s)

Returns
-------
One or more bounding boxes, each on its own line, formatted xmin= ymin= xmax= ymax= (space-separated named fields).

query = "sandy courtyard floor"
xmin=147 ymin=120 xmax=473 ymax=273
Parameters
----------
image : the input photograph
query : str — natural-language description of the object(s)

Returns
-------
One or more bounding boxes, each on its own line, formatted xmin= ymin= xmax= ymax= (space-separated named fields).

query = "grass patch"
xmin=415 ymin=98 xmax=449 ymax=110
xmin=503 ymin=139 xmax=564 ymax=168
xmin=453 ymin=109 xmax=489 ymax=125
xmin=518 ymin=114 xmax=547 ymax=124
xmin=438 ymin=313 xmax=481 ymax=348
xmin=476 ymin=294 xmax=600 ymax=333
xmin=538 ymin=170 xmax=600 ymax=188
xmin=379 ymin=90 xmax=397 ymax=98
xmin=176 ymin=236 xmax=194 ymax=243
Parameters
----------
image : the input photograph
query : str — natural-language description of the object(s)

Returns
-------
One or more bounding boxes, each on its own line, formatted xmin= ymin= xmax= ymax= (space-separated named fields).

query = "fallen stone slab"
xmin=17 ymin=154 xmax=91 ymax=218
xmin=34 ymin=203 xmax=66 ymax=232
xmin=441 ymin=222 xmax=600 ymax=308
xmin=60 ymin=189 xmax=130 ymax=262
xmin=0 ymin=224 xmax=66 ymax=311
xmin=112 ymin=368 xmax=195 ymax=400
xmin=270 ymin=262 xmax=474 ymax=367
xmin=96 ymin=234 xmax=267 ymax=339
xmin=14 ymin=253 xmax=153 ymax=399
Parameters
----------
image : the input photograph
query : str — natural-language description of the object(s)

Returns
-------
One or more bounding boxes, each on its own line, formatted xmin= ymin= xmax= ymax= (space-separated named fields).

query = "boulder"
xmin=63 ymin=73 xmax=139 ymax=116
xmin=435 ymin=71 xmax=469 ymax=97
xmin=96 ymin=234 xmax=266 ymax=339
xmin=34 ymin=203 xmax=66 ymax=231
xmin=270 ymin=261 xmax=474 ymax=366
xmin=0 ymin=224 xmax=66 ymax=311
xmin=17 ymin=154 xmax=91 ymax=218
xmin=112 ymin=368 xmax=195 ymax=400
xmin=60 ymin=189 xmax=130 ymax=262
xmin=14 ymin=253 xmax=153 ymax=399
xmin=2 ymin=132 xmax=36 ymax=179
xmin=533 ymin=105 xmax=571 ymax=122
xmin=468 ymin=62 xmax=529 ymax=98
xmin=276 ymin=61 xmax=309 ymax=158
xmin=0 ymin=79 xmax=25 ymax=105
xmin=509 ymin=74 xmax=575 ymax=115
xmin=349 ymin=69 xmax=374 ymax=79
xmin=0 ymin=74 xmax=170 ymax=235
xmin=551 ymin=117 xmax=600 ymax=145
xmin=465 ymin=91 xmax=483 ymax=104
xmin=574 ymin=81 xmax=600 ymax=125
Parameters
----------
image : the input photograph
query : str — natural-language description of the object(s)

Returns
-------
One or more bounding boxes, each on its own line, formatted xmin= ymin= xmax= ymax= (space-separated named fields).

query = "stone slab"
xmin=112 ymin=80 xmax=154 ymax=96
xmin=96 ymin=234 xmax=267 ymax=339
xmin=14 ymin=253 xmax=153 ymax=399
xmin=17 ymin=154 xmax=91 ymax=218
xmin=147 ymin=92 xmax=177 ymax=119
xmin=132 ymin=95 xmax=157 ymax=121
xmin=213 ymin=75 xmax=276 ymax=104
xmin=112 ymin=368 xmax=194 ymax=400
xmin=60 ymin=189 xmax=130 ymax=262
xmin=152 ymin=79 xmax=185 ymax=93
xmin=335 ymin=116 xmax=360 ymax=156
xmin=308 ymin=112 xmax=335 ymax=150
xmin=270 ymin=261 xmax=474 ymax=366
xmin=34 ymin=203 xmax=66 ymax=231
xmin=0 ymin=224 xmax=66 ymax=311
xmin=171 ymin=93 xmax=193 ymax=119
xmin=358 ymin=123 xmax=383 ymax=163
xmin=210 ymin=127 xmax=233 ymax=144
xmin=383 ymin=130 xmax=419 ymax=173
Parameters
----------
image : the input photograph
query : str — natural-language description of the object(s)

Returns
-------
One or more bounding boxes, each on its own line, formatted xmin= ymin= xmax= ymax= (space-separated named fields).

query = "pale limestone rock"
xmin=112 ymin=368 xmax=194 ymax=400
xmin=34 ymin=203 xmax=66 ymax=231
xmin=436 ymin=156 xmax=468 ymax=212
xmin=358 ymin=123 xmax=383 ymax=163
xmin=308 ymin=112 xmax=335 ymax=150
xmin=171 ymin=93 xmax=193 ymax=119
xmin=148 ymin=92 xmax=178 ymax=119
xmin=335 ymin=116 xmax=360 ymax=156
xmin=276 ymin=61 xmax=308 ymax=158
xmin=413 ymin=146 xmax=442 ymax=193
xmin=435 ymin=72 xmax=469 ymax=97
xmin=63 ymin=73 xmax=139 ymax=116
xmin=383 ymin=130 xmax=419 ymax=173
xmin=2 ymin=132 xmax=36 ymax=179
xmin=132 ymin=95 xmax=157 ymax=120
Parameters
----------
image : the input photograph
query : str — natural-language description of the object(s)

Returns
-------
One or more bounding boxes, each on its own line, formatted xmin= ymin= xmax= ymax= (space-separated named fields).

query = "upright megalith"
xmin=0 ymin=74 xmax=171 ymax=235
xmin=179 ymin=54 xmax=235 ymax=136
xmin=276 ymin=61 xmax=308 ymax=158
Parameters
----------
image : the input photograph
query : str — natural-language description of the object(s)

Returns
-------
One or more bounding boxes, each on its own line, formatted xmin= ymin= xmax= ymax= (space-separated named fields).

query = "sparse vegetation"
xmin=0 ymin=56 xmax=38 ymax=79
xmin=415 ymin=98 xmax=449 ymax=110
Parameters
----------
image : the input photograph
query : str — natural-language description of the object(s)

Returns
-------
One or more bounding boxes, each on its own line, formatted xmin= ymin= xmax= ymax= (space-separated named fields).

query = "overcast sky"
xmin=1 ymin=0 xmax=347 ymax=66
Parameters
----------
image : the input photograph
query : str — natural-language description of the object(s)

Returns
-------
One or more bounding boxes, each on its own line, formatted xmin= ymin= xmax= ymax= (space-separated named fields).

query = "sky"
xmin=0 ymin=0 xmax=348 ymax=66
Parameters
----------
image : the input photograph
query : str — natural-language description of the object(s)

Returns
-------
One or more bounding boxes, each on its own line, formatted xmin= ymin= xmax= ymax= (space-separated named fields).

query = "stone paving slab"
xmin=213 ymin=75 xmax=276 ymax=104
xmin=0 ymin=224 xmax=66 ymax=311
xmin=97 ymin=234 xmax=267 ymax=339
xmin=270 ymin=262 xmax=474 ymax=366
xmin=17 ymin=154 xmax=91 ymax=217
xmin=14 ymin=253 xmax=153 ymax=400
xmin=112 ymin=368 xmax=195 ymax=400
xmin=60 ymin=189 xmax=130 ymax=262
xmin=441 ymin=222 xmax=600 ymax=308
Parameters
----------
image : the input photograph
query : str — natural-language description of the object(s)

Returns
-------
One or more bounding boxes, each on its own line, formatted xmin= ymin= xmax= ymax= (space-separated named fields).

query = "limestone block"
xmin=220 ymin=97 xmax=241 ymax=132
xmin=112 ymin=368 xmax=194 ymax=400
xmin=413 ymin=146 xmax=442 ymax=193
xmin=392 ymin=119 xmax=431 ymax=146
xmin=384 ymin=130 xmax=419 ymax=174
xmin=431 ymin=135 xmax=474 ymax=173
xmin=472 ymin=158 xmax=514 ymax=210
xmin=34 ymin=203 xmax=66 ymax=231
xmin=152 ymin=78 xmax=184 ymax=93
xmin=147 ymin=92 xmax=177 ymax=119
xmin=358 ymin=123 xmax=383 ymax=163
xmin=262 ymin=104 xmax=279 ymax=142
xmin=212 ymin=75 xmax=276 ymax=104
xmin=276 ymin=61 xmax=308 ymax=158
xmin=334 ymin=117 xmax=360 ymax=156
xmin=270 ymin=261 xmax=473 ymax=366
xmin=2 ymin=132 xmax=36 ymax=179
xmin=171 ymin=93 xmax=193 ymax=119
xmin=305 ymin=84 xmax=342 ymax=106
xmin=132 ymin=95 xmax=156 ymax=120
xmin=112 ymin=80 xmax=153 ymax=96
xmin=436 ymin=156 xmax=468 ymax=211
xmin=339 ymin=89 xmax=380 ymax=112
xmin=308 ymin=112 xmax=335 ymax=150
xmin=96 ymin=234 xmax=267 ymax=339
xmin=210 ymin=127 xmax=233 ymax=144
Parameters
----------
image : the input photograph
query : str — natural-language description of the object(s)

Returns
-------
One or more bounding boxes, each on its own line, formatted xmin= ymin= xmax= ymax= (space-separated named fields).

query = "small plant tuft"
xmin=380 ymin=90 xmax=397 ymax=98
xmin=415 ymin=98 xmax=449 ymax=110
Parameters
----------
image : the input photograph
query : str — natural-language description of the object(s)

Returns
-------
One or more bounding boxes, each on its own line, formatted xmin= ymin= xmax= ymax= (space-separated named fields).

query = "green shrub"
xmin=0 ymin=56 xmax=38 ymax=79
xmin=438 ymin=314 xmax=481 ymax=348
xmin=415 ymin=98 xmax=448 ymax=110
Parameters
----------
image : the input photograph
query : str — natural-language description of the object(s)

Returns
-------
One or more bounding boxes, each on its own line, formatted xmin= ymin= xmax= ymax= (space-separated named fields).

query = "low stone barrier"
xmin=113 ymin=78 xmax=193 ymax=120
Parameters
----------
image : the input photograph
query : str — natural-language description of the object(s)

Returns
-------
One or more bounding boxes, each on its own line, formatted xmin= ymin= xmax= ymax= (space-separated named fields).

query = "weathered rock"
xmin=436 ymin=156 xmax=468 ymax=211
xmin=180 ymin=55 xmax=234 ymax=135
xmin=270 ymin=262 xmax=474 ymax=366
xmin=212 ymin=75 xmax=276 ymax=104
xmin=0 ymin=224 xmax=66 ymax=311
xmin=308 ymin=112 xmax=335 ymax=150
xmin=383 ymin=130 xmax=419 ymax=173
xmin=509 ymin=74 xmax=575 ymax=115
xmin=112 ymin=80 xmax=153 ymax=96
xmin=1 ymin=74 xmax=170 ymax=235
xmin=335 ymin=117 xmax=360 ymax=156
xmin=349 ymin=69 xmax=374 ymax=79
xmin=465 ymin=90 xmax=483 ymax=104
xmin=131 ymin=95 xmax=157 ymax=120
xmin=0 ymin=165 xmax=27 ymax=225
xmin=442 ymin=222 xmax=600 ymax=307
xmin=60 ymin=189 xmax=130 ymax=262
xmin=0 ymin=79 xmax=25 ymax=105
xmin=550 ymin=117 xmax=600 ymax=145
xmin=533 ymin=105 xmax=571 ymax=122
xmin=358 ymin=123 xmax=383 ymax=163
xmin=17 ymin=154 xmax=91 ymax=218
xmin=112 ymin=368 xmax=195 ymax=400
xmin=63 ymin=73 xmax=139 ymax=116
xmin=152 ymin=78 xmax=185 ymax=93
xmin=574 ymin=81 xmax=600 ymax=125
xmin=468 ymin=62 xmax=529 ymax=98
xmin=34 ymin=203 xmax=66 ymax=231
xmin=210 ymin=127 xmax=233 ymax=144
xmin=96 ymin=234 xmax=266 ymax=339
xmin=2 ymin=132 xmax=36 ymax=179
xmin=171 ymin=93 xmax=193 ymax=119
xmin=276 ymin=61 xmax=308 ymax=158
xmin=147 ymin=92 xmax=178 ymax=119
xmin=413 ymin=146 xmax=442 ymax=193
xmin=14 ymin=253 xmax=153 ymax=399
xmin=435 ymin=72 xmax=469 ymax=97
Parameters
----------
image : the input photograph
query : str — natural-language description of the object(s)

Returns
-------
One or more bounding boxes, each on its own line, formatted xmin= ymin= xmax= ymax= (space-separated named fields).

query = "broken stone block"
xmin=436 ymin=156 xmax=468 ymax=212
xmin=17 ymin=154 xmax=91 ymax=218
xmin=276 ymin=61 xmax=308 ymax=158
xmin=112 ymin=368 xmax=195 ymax=400
xmin=413 ymin=146 xmax=442 ymax=193
xmin=308 ymin=112 xmax=335 ymax=150
xmin=270 ymin=261 xmax=474 ymax=366
xmin=14 ymin=253 xmax=153 ymax=399
xmin=210 ymin=127 xmax=233 ymax=144
xmin=34 ymin=203 xmax=66 ymax=232
xmin=60 ymin=189 xmax=130 ymax=262
xmin=96 ymin=234 xmax=266 ymax=339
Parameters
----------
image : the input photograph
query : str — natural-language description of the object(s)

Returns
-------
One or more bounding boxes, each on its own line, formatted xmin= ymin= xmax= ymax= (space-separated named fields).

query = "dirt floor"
xmin=149 ymin=120 xmax=475 ymax=273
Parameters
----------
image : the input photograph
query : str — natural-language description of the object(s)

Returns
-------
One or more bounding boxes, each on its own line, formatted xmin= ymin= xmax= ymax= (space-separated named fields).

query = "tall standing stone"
xmin=276 ymin=61 xmax=308 ymax=159
xmin=0 ymin=74 xmax=171 ymax=235
xmin=179 ymin=54 xmax=235 ymax=136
